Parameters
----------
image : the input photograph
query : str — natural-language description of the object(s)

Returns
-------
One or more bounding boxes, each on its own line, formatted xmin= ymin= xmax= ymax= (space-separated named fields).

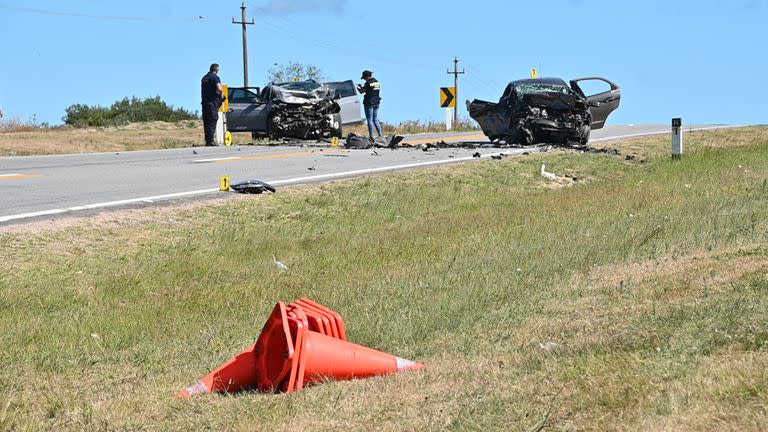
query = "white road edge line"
xmin=0 ymin=126 xmax=734 ymax=224
xmin=0 ymin=174 xmax=22 ymax=177
xmin=193 ymin=156 xmax=242 ymax=163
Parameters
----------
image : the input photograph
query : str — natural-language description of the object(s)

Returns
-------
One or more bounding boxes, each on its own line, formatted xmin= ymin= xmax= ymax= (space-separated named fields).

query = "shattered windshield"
xmin=274 ymin=81 xmax=322 ymax=92
xmin=515 ymin=83 xmax=571 ymax=102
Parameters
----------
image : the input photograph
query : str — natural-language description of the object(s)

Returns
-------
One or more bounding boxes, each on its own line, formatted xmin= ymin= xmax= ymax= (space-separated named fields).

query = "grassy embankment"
xmin=0 ymin=127 xmax=766 ymax=430
xmin=0 ymin=119 xmax=478 ymax=157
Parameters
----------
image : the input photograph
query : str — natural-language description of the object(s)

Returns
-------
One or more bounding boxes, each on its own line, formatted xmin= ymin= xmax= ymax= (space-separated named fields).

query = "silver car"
xmin=227 ymin=80 xmax=363 ymax=140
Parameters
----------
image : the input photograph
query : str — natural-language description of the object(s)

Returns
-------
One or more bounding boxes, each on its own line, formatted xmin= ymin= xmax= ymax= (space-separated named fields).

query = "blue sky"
xmin=0 ymin=0 xmax=765 ymax=126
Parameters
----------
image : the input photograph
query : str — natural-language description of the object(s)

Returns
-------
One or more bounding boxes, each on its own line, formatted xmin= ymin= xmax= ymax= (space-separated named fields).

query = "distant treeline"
xmin=63 ymin=96 xmax=197 ymax=127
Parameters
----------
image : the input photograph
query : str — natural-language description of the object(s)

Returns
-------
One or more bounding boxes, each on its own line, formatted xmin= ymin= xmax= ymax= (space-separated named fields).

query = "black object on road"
xmin=230 ymin=179 xmax=277 ymax=194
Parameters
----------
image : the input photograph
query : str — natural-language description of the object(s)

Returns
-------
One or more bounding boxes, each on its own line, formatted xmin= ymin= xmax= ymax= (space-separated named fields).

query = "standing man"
xmin=201 ymin=63 xmax=224 ymax=146
xmin=358 ymin=70 xmax=382 ymax=141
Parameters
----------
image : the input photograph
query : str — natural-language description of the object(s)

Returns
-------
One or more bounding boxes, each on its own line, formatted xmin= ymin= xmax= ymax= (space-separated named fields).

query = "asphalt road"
xmin=0 ymin=124 xmax=726 ymax=224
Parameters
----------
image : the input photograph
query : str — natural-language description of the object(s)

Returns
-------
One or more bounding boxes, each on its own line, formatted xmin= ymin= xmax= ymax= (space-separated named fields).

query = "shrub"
xmin=63 ymin=96 xmax=197 ymax=128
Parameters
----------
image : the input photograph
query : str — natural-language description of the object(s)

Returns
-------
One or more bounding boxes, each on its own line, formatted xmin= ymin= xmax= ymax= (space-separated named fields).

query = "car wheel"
xmin=579 ymin=125 xmax=591 ymax=145
xmin=266 ymin=118 xmax=279 ymax=141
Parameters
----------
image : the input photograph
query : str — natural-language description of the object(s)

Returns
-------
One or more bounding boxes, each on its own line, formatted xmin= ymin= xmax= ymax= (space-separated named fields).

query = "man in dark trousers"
xmin=357 ymin=70 xmax=382 ymax=141
xmin=201 ymin=63 xmax=224 ymax=146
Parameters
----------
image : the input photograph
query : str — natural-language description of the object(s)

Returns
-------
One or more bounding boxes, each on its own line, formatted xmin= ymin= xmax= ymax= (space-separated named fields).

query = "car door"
xmin=226 ymin=87 xmax=264 ymax=132
xmin=569 ymin=77 xmax=621 ymax=130
xmin=323 ymin=80 xmax=363 ymax=124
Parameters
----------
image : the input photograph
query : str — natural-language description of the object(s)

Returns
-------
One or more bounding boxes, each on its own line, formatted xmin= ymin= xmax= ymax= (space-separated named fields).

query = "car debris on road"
xmin=229 ymin=179 xmax=277 ymax=194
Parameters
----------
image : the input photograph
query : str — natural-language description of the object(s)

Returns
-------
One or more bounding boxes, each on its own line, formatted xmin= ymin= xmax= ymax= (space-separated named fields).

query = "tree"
xmin=267 ymin=62 xmax=324 ymax=83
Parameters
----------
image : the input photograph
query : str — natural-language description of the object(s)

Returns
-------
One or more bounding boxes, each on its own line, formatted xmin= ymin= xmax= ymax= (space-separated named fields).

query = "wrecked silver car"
xmin=227 ymin=80 xmax=345 ymax=140
xmin=467 ymin=77 xmax=621 ymax=145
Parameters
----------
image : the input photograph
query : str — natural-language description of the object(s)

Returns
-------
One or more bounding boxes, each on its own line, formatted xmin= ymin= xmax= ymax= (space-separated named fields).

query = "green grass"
xmin=0 ymin=127 xmax=767 ymax=430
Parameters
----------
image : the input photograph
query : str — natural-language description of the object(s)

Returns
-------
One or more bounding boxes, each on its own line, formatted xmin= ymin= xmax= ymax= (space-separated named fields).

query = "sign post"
xmin=215 ymin=85 xmax=229 ymax=146
xmin=672 ymin=118 xmax=683 ymax=159
xmin=440 ymin=87 xmax=456 ymax=130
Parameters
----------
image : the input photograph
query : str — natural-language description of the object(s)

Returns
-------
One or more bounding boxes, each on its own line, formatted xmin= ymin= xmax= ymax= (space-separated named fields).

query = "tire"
xmin=579 ymin=125 xmax=591 ymax=145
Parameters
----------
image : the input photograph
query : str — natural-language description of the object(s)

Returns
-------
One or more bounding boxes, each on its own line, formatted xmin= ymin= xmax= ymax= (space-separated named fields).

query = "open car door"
xmin=323 ymin=80 xmax=363 ymax=124
xmin=226 ymin=87 xmax=266 ymax=132
xmin=569 ymin=77 xmax=621 ymax=130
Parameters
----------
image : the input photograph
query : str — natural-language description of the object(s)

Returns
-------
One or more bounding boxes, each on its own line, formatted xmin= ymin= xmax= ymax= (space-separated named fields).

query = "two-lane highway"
xmin=0 ymin=124 xmax=727 ymax=223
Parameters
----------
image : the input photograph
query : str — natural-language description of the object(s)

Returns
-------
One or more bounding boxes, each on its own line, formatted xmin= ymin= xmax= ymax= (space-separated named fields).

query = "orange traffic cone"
xmin=177 ymin=300 xmax=423 ymax=397
xmin=176 ymin=344 xmax=259 ymax=397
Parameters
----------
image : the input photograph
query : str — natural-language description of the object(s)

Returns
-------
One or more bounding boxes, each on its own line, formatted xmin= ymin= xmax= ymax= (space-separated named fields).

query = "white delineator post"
xmin=672 ymin=118 xmax=683 ymax=159
xmin=445 ymin=108 xmax=453 ymax=131
xmin=215 ymin=113 xmax=227 ymax=145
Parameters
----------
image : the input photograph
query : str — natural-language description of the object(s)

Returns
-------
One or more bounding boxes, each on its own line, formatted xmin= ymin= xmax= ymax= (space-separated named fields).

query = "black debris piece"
xmin=473 ymin=152 xmax=482 ymax=158
xmin=230 ymin=179 xmax=277 ymax=195
xmin=345 ymin=133 xmax=373 ymax=149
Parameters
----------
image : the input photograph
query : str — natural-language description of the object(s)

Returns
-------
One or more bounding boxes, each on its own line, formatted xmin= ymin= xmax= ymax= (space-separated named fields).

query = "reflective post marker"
xmin=446 ymin=108 xmax=453 ymax=131
xmin=672 ymin=118 xmax=683 ymax=159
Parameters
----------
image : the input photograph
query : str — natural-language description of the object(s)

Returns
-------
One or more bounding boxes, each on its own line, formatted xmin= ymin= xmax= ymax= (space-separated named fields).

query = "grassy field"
xmin=0 ymin=127 xmax=766 ymax=430
xmin=0 ymin=119 xmax=478 ymax=157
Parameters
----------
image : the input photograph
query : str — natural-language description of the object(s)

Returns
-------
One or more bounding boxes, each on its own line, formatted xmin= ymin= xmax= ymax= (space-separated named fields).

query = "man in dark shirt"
xmin=357 ymin=70 xmax=382 ymax=140
xmin=201 ymin=63 xmax=224 ymax=146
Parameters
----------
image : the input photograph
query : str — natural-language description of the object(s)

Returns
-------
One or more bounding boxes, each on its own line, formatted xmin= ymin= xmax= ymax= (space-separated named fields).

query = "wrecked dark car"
xmin=467 ymin=77 xmax=621 ymax=145
xmin=227 ymin=80 xmax=357 ymax=140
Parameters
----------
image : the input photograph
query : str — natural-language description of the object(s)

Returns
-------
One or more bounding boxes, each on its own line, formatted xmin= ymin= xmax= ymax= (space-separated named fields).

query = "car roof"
xmin=509 ymin=78 xmax=569 ymax=86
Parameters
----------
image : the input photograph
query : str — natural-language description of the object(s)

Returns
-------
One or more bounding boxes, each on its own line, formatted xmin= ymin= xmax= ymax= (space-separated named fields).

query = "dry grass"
xmin=0 ymin=119 xmax=480 ymax=157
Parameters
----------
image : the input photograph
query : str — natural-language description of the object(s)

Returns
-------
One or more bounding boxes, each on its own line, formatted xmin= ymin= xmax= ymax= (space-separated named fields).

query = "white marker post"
xmin=445 ymin=108 xmax=453 ymax=131
xmin=672 ymin=118 xmax=683 ymax=159
xmin=215 ymin=113 xmax=227 ymax=146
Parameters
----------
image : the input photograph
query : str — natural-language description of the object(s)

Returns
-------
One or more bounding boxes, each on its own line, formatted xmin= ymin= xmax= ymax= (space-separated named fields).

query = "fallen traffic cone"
xmin=177 ymin=299 xmax=422 ymax=397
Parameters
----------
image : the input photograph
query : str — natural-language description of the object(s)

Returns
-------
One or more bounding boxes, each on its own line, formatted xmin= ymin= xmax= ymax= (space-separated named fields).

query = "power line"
xmin=0 ymin=2 xmax=152 ymax=22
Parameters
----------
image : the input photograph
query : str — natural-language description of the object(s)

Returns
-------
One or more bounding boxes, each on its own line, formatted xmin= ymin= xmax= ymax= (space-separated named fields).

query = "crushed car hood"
xmin=270 ymin=81 xmax=335 ymax=105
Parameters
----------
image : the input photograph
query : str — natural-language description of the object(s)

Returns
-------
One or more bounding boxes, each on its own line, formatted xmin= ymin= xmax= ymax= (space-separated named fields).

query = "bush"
xmin=63 ymin=96 xmax=197 ymax=128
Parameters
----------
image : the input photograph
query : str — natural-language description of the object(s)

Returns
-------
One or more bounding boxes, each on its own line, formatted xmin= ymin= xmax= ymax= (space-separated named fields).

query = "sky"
xmin=0 ymin=0 xmax=766 ymax=127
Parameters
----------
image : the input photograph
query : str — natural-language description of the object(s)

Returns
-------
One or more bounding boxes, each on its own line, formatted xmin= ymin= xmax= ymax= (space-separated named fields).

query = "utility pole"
xmin=447 ymin=57 xmax=465 ymax=125
xmin=232 ymin=2 xmax=255 ymax=87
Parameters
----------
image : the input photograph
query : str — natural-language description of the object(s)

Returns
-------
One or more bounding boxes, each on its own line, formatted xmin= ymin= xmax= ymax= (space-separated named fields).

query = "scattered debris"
xmin=272 ymin=256 xmax=289 ymax=272
xmin=473 ymin=152 xmax=482 ymax=158
xmin=539 ymin=341 xmax=561 ymax=352
xmin=230 ymin=179 xmax=277 ymax=194
xmin=540 ymin=163 xmax=557 ymax=180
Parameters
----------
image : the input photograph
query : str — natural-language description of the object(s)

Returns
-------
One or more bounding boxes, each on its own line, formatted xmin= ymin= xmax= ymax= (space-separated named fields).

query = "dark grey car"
xmin=227 ymin=80 xmax=363 ymax=140
xmin=467 ymin=77 xmax=621 ymax=145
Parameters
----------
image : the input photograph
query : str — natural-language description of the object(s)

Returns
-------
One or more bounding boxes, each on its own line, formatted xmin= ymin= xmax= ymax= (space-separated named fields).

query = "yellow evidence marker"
xmin=331 ymin=136 xmax=340 ymax=147
xmin=220 ymin=176 xmax=230 ymax=192
xmin=531 ymin=68 xmax=539 ymax=79
xmin=225 ymin=131 xmax=233 ymax=146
